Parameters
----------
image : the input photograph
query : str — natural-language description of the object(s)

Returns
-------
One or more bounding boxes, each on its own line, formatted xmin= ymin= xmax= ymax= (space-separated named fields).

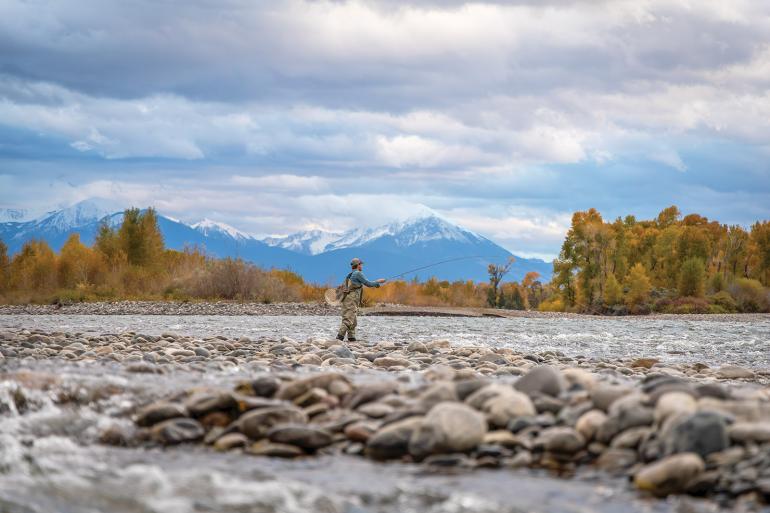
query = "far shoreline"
xmin=0 ymin=300 xmax=769 ymax=322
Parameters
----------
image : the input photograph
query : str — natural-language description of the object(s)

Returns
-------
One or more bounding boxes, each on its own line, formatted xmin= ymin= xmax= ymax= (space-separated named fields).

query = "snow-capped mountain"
xmin=0 ymin=199 xmax=553 ymax=283
xmin=325 ymin=214 xmax=486 ymax=251
xmin=33 ymin=198 xmax=120 ymax=232
xmin=191 ymin=219 xmax=254 ymax=241
xmin=263 ymin=229 xmax=343 ymax=255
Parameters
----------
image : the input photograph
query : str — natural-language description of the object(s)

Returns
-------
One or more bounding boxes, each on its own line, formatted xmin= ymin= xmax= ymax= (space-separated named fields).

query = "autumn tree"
xmin=0 ymin=239 xmax=9 ymax=292
xmin=10 ymin=240 xmax=58 ymax=291
xmin=625 ymin=263 xmax=651 ymax=309
xmin=59 ymin=233 xmax=105 ymax=288
xmin=678 ymin=257 xmax=706 ymax=297
xmin=487 ymin=257 xmax=514 ymax=307
xmin=603 ymin=273 xmax=623 ymax=306
xmin=117 ymin=208 xmax=165 ymax=267
xmin=750 ymin=221 xmax=770 ymax=285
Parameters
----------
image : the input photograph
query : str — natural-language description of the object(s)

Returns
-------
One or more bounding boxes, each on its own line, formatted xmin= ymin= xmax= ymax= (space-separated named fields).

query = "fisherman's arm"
xmin=353 ymin=271 xmax=385 ymax=288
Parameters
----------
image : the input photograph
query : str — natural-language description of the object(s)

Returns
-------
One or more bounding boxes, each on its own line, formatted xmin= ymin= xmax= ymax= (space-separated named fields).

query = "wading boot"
xmin=336 ymin=334 xmax=344 ymax=341
xmin=347 ymin=338 xmax=357 ymax=342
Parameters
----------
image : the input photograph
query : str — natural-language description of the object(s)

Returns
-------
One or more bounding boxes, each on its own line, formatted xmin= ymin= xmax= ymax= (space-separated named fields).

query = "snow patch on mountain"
xmin=326 ymin=214 xmax=485 ymax=250
xmin=263 ymin=229 xmax=343 ymax=255
xmin=191 ymin=218 xmax=253 ymax=240
xmin=32 ymin=198 xmax=120 ymax=231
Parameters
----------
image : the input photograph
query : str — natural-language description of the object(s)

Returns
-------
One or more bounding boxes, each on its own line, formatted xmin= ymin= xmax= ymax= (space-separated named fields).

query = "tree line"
xmin=543 ymin=206 xmax=770 ymax=314
xmin=0 ymin=208 xmax=318 ymax=304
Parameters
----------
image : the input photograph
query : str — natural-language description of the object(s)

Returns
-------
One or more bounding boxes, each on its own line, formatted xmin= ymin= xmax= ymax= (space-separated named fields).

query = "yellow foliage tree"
xmin=625 ymin=263 xmax=651 ymax=308
xmin=603 ymin=273 xmax=623 ymax=306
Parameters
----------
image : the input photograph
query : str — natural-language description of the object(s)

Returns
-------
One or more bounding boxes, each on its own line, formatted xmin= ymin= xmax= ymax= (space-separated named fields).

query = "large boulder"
xmin=536 ymin=427 xmax=585 ymax=454
xmin=514 ymin=366 xmax=566 ymax=398
xmin=660 ymin=412 xmax=729 ymax=458
xmin=634 ymin=453 xmax=705 ymax=496
xmin=654 ymin=392 xmax=697 ymax=426
xmin=366 ymin=416 xmax=424 ymax=460
xmin=466 ymin=384 xmax=536 ymax=428
xmin=408 ymin=402 xmax=487 ymax=460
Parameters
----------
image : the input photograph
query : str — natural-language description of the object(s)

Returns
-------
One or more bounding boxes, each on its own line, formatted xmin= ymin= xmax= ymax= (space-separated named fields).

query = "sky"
xmin=1 ymin=0 xmax=770 ymax=260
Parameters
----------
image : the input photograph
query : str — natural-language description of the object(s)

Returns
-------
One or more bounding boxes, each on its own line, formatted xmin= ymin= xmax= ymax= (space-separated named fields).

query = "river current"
xmin=2 ymin=313 xmax=768 ymax=368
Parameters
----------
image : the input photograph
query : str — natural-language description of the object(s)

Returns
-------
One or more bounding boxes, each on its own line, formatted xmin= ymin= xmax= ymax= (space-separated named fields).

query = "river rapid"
xmin=1 ymin=313 xmax=769 ymax=513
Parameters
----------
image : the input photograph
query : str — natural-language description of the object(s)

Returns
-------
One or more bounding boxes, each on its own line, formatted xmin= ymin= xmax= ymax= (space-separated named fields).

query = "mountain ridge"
xmin=0 ymin=199 xmax=553 ymax=284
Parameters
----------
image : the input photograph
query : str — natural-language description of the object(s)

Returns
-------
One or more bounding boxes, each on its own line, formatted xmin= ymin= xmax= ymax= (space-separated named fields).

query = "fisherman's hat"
xmin=350 ymin=257 xmax=363 ymax=267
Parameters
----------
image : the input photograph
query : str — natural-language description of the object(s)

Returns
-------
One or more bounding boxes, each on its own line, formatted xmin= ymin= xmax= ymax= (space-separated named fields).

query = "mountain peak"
xmin=34 ymin=197 xmax=121 ymax=230
xmin=191 ymin=218 xmax=253 ymax=240
xmin=263 ymin=228 xmax=343 ymax=255
xmin=325 ymin=213 xmax=484 ymax=251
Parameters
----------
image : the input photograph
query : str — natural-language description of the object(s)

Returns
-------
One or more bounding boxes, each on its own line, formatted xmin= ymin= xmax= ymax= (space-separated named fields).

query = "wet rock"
xmin=248 ymin=440 xmax=304 ymax=458
xmin=277 ymin=373 xmax=350 ymax=401
xmin=214 ymin=432 xmax=249 ymax=451
xmin=345 ymin=382 xmax=398 ymax=409
xmin=728 ymin=422 xmax=770 ymax=443
xmin=344 ymin=421 xmax=379 ymax=442
xmin=373 ymin=356 xmax=411 ymax=369
xmin=482 ymin=430 xmax=523 ymax=449
xmin=193 ymin=347 xmax=210 ymax=357
xmin=267 ymin=424 xmax=333 ymax=450
xmin=454 ymin=379 xmax=491 ymax=401
xmin=610 ymin=426 xmax=651 ymax=450
xmin=185 ymin=391 xmax=236 ymax=416
xmin=537 ymin=427 xmax=585 ymax=454
xmin=237 ymin=375 xmax=280 ymax=398
xmin=575 ymin=409 xmax=607 ymax=442
xmin=466 ymin=383 xmax=535 ymax=428
xmin=596 ymin=448 xmax=637 ymax=473
xmin=366 ymin=416 xmax=423 ymax=460
xmin=329 ymin=345 xmax=355 ymax=360
xmin=634 ymin=453 xmax=705 ymax=497
xmin=151 ymin=418 xmax=205 ymax=445
xmin=630 ymin=358 xmax=659 ymax=369
xmin=660 ymin=411 xmax=728 ymax=458
xmin=597 ymin=394 xmax=653 ymax=443
xmin=357 ymin=402 xmax=394 ymax=418
xmin=99 ymin=424 xmax=133 ymax=446
xmin=237 ymin=405 xmax=309 ymax=439
xmin=695 ymin=383 xmax=729 ymax=400
xmin=514 ymin=365 xmax=566 ymax=398
xmin=407 ymin=341 xmax=428 ymax=353
xmin=417 ymin=381 xmax=458 ymax=409
xmin=717 ymin=365 xmax=755 ymax=379
xmin=591 ymin=385 xmax=633 ymax=412
xmin=136 ymin=401 xmax=188 ymax=427
xmin=299 ymin=354 xmax=323 ymax=365
xmin=408 ymin=402 xmax=487 ymax=460
xmin=533 ymin=395 xmax=564 ymax=414
xmin=654 ymin=391 xmax=697 ymax=425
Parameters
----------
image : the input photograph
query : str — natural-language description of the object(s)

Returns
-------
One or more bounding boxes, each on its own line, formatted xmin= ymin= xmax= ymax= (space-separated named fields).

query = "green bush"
xmin=709 ymin=290 xmax=738 ymax=312
xmin=678 ymin=257 xmax=705 ymax=297
xmin=728 ymin=278 xmax=769 ymax=312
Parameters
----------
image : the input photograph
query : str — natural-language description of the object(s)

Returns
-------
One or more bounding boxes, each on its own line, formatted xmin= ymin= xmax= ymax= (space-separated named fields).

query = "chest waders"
xmin=337 ymin=272 xmax=364 ymax=341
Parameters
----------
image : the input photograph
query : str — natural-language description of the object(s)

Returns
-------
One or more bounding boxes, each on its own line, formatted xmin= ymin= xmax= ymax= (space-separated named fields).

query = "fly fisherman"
xmin=337 ymin=258 xmax=386 ymax=342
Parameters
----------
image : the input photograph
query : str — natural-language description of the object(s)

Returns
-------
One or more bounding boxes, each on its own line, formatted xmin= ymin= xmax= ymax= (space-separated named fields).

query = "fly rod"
xmin=385 ymin=255 xmax=502 ymax=281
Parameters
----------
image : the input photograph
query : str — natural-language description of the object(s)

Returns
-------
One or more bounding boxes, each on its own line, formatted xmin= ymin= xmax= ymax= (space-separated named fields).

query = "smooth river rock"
xmin=634 ymin=453 xmax=705 ymax=497
xmin=408 ymin=402 xmax=487 ymax=460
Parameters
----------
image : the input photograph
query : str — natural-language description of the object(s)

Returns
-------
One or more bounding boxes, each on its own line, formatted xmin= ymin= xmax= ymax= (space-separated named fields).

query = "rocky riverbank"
xmin=1 ymin=328 xmax=769 ymax=510
xmin=2 ymin=300 xmax=769 ymax=321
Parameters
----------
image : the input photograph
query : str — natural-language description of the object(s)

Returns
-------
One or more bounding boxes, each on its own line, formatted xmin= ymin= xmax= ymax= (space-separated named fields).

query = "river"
xmin=1 ymin=314 xmax=768 ymax=513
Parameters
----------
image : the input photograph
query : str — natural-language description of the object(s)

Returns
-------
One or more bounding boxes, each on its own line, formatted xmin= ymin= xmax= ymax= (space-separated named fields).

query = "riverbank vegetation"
xmin=541 ymin=206 xmax=770 ymax=314
xmin=1 ymin=206 xmax=768 ymax=314
xmin=0 ymin=208 xmax=320 ymax=304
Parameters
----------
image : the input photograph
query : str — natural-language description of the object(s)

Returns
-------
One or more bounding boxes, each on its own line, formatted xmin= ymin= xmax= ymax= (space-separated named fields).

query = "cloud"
xmin=1 ymin=0 xmax=770 ymax=258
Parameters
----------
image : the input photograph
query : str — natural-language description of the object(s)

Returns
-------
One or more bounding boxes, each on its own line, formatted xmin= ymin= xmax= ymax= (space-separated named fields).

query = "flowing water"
xmin=1 ymin=314 xmax=769 ymax=513
xmin=2 ymin=313 xmax=768 ymax=367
